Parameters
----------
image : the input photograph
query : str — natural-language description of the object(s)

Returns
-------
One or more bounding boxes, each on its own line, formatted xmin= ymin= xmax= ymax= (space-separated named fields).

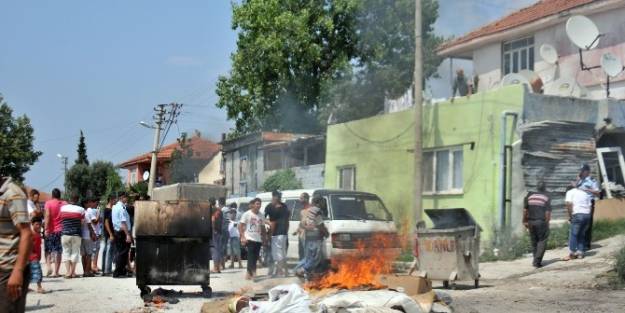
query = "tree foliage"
xmin=262 ymin=169 xmax=302 ymax=192
xmin=216 ymin=0 xmax=445 ymax=134
xmin=0 ymin=95 xmax=42 ymax=181
xmin=65 ymin=161 xmax=123 ymax=202
xmin=127 ymin=181 xmax=148 ymax=200
xmin=75 ymin=130 xmax=89 ymax=165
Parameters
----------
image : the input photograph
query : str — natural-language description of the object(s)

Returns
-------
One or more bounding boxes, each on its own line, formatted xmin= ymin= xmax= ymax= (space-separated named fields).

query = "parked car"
xmin=256 ymin=189 xmax=400 ymax=261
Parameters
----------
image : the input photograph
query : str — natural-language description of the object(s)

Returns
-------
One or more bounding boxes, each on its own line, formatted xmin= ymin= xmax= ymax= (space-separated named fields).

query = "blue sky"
xmin=1 ymin=0 xmax=535 ymax=190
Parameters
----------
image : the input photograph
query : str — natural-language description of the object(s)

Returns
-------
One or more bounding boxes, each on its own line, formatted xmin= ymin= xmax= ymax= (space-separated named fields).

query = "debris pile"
xmin=141 ymin=288 xmax=182 ymax=308
xmin=603 ymin=181 xmax=625 ymax=198
xmin=226 ymin=281 xmax=453 ymax=313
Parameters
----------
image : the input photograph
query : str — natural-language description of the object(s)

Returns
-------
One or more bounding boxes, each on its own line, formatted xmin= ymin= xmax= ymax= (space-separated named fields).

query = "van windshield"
xmin=330 ymin=195 xmax=392 ymax=221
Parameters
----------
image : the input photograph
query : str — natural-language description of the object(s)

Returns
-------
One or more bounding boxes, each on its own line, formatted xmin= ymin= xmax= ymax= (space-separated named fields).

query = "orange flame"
xmin=306 ymin=233 xmax=403 ymax=290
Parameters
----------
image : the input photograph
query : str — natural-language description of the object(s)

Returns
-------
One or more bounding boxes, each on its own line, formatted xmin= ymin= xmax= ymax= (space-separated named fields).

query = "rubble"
xmin=141 ymin=287 xmax=182 ymax=307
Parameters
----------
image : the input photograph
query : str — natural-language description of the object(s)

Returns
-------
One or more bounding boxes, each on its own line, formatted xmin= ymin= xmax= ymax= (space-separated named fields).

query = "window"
xmin=330 ymin=195 xmax=392 ymax=221
xmin=130 ymin=172 xmax=137 ymax=184
xmin=423 ymin=147 xmax=463 ymax=193
xmin=264 ymin=149 xmax=283 ymax=171
xmin=502 ymin=37 xmax=534 ymax=75
xmin=338 ymin=166 xmax=356 ymax=190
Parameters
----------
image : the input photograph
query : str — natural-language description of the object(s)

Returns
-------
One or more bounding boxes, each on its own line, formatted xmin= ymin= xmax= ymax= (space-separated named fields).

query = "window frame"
xmin=422 ymin=146 xmax=464 ymax=195
xmin=338 ymin=165 xmax=356 ymax=191
xmin=502 ymin=37 xmax=534 ymax=76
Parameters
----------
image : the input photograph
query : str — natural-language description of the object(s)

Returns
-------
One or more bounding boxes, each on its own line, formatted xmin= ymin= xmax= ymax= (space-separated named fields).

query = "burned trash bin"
xmin=134 ymin=183 xmax=226 ymax=297
xmin=416 ymin=208 xmax=481 ymax=289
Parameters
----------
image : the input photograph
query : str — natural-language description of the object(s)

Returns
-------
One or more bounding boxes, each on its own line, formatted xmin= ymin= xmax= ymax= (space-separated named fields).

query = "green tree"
xmin=321 ymin=0 xmax=444 ymax=123
xmin=65 ymin=163 xmax=92 ymax=200
xmin=75 ymin=130 xmax=89 ymax=165
xmin=89 ymin=161 xmax=123 ymax=201
xmin=216 ymin=0 xmax=360 ymax=134
xmin=216 ymin=0 xmax=444 ymax=133
xmin=0 ymin=95 xmax=42 ymax=181
xmin=262 ymin=169 xmax=302 ymax=192
xmin=127 ymin=181 xmax=148 ymax=200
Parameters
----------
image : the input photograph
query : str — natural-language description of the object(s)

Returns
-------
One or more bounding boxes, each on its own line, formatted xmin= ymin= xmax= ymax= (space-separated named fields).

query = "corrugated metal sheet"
xmin=520 ymin=121 xmax=597 ymax=220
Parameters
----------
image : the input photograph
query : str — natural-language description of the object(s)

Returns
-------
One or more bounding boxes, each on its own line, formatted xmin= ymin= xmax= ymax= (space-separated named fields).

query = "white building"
xmin=438 ymin=0 xmax=625 ymax=100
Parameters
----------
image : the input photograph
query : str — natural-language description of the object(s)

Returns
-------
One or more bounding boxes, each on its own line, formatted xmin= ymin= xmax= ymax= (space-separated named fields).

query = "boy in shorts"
xmin=29 ymin=217 xmax=45 ymax=293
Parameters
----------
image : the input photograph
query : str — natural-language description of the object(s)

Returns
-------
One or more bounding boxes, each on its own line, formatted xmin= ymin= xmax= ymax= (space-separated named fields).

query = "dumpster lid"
xmin=424 ymin=208 xmax=482 ymax=231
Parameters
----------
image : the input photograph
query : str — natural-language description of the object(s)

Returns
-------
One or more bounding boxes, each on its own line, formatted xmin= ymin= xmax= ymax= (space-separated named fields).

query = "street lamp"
xmin=139 ymin=121 xmax=156 ymax=129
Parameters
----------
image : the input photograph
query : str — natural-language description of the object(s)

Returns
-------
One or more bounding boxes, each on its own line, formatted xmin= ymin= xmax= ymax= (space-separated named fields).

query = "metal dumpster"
xmin=416 ymin=208 xmax=481 ymax=288
xmin=134 ymin=183 xmax=226 ymax=297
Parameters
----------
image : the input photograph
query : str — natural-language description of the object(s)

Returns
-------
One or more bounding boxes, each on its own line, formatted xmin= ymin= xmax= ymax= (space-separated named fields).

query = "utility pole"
xmin=413 ymin=0 xmax=423 ymax=225
xmin=147 ymin=104 xmax=167 ymax=196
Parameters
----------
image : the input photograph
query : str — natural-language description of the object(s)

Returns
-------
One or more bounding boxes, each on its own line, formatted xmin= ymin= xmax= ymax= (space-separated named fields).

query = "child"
xmin=30 ymin=217 xmax=45 ymax=293
xmin=227 ymin=208 xmax=243 ymax=269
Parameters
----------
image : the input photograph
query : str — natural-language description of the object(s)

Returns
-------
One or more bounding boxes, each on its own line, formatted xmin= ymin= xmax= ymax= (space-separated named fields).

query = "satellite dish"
xmin=600 ymin=52 xmax=624 ymax=77
xmin=539 ymin=44 xmax=559 ymax=64
xmin=545 ymin=77 xmax=581 ymax=98
xmin=142 ymin=171 xmax=150 ymax=181
xmin=566 ymin=15 xmax=600 ymax=50
xmin=500 ymin=73 xmax=531 ymax=91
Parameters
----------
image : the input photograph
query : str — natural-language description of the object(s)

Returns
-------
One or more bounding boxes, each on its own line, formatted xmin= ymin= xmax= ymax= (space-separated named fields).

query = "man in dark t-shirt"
xmin=523 ymin=181 xmax=551 ymax=268
xmin=264 ymin=191 xmax=289 ymax=277
xmin=102 ymin=195 xmax=116 ymax=275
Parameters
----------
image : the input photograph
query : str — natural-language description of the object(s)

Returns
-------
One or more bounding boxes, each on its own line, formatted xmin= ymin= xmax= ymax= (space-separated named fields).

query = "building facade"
xmin=221 ymin=132 xmax=325 ymax=196
xmin=438 ymin=0 xmax=625 ymax=100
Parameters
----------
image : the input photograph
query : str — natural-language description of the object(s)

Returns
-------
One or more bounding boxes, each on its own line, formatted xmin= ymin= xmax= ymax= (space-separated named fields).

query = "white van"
xmin=256 ymin=189 xmax=400 ymax=260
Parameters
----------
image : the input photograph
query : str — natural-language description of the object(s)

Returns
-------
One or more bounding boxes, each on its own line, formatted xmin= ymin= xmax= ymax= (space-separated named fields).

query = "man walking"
xmin=239 ymin=198 xmax=266 ymax=280
xmin=523 ymin=181 xmax=551 ymax=268
xmin=564 ymin=186 xmax=592 ymax=260
xmin=264 ymin=191 xmax=289 ymax=277
xmin=43 ymin=188 xmax=65 ymax=277
xmin=574 ymin=164 xmax=600 ymax=250
xmin=0 ymin=176 xmax=32 ymax=313
xmin=112 ymin=192 xmax=132 ymax=278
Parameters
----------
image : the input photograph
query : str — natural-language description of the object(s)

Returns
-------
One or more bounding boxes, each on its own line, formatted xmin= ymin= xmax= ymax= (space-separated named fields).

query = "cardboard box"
xmin=594 ymin=199 xmax=625 ymax=221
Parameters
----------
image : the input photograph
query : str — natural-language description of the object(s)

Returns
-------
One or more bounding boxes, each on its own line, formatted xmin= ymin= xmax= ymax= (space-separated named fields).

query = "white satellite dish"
xmin=142 ymin=171 xmax=150 ymax=181
xmin=545 ymin=77 xmax=581 ymax=98
xmin=566 ymin=15 xmax=600 ymax=50
xmin=600 ymin=52 xmax=624 ymax=77
xmin=540 ymin=44 xmax=559 ymax=64
xmin=500 ymin=73 xmax=531 ymax=91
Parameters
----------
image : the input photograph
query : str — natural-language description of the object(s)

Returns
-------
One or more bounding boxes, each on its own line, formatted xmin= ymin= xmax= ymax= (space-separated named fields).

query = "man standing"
xmin=210 ymin=197 xmax=223 ymax=274
xmin=574 ymin=164 xmax=600 ymax=250
xmin=264 ymin=191 xmax=289 ymax=277
xmin=43 ymin=188 xmax=65 ymax=277
xmin=0 ymin=176 xmax=32 ymax=313
xmin=295 ymin=196 xmax=328 ymax=281
xmin=564 ymin=187 xmax=592 ymax=260
xmin=80 ymin=198 xmax=97 ymax=277
xmin=523 ymin=181 xmax=551 ymax=268
xmin=292 ymin=193 xmax=311 ymax=262
xmin=112 ymin=192 xmax=132 ymax=278
xmin=27 ymin=189 xmax=42 ymax=219
xmin=239 ymin=198 xmax=266 ymax=280
xmin=59 ymin=195 xmax=84 ymax=279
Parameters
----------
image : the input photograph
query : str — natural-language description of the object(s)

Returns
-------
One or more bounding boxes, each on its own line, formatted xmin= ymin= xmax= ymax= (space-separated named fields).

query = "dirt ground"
xmin=24 ymin=235 xmax=625 ymax=313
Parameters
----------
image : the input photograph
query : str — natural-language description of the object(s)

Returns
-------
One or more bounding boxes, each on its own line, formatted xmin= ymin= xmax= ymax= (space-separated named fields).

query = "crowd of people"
xmin=210 ymin=191 xmax=328 ymax=281
xmin=0 ymin=180 xmax=143 ymax=312
xmin=523 ymin=163 xmax=600 ymax=268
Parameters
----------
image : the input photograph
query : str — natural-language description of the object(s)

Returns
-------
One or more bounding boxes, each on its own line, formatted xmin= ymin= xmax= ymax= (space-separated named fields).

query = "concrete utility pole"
xmin=413 ymin=0 xmax=423 ymax=224
xmin=148 ymin=104 xmax=166 ymax=196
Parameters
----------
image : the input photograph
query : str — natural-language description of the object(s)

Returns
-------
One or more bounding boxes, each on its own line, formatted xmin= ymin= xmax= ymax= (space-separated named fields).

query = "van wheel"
xmin=443 ymin=280 xmax=449 ymax=289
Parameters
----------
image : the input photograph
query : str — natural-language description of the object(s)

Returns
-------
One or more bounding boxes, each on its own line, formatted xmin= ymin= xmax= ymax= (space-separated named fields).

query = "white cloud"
xmin=165 ymin=56 xmax=205 ymax=66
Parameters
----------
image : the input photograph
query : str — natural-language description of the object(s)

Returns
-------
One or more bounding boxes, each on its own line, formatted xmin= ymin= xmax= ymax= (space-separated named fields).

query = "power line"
xmin=343 ymin=121 xmax=414 ymax=144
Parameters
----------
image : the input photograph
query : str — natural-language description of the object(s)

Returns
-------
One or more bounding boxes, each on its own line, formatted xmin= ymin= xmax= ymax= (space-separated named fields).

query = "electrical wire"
xmin=343 ymin=121 xmax=414 ymax=144
xmin=37 ymin=173 xmax=63 ymax=191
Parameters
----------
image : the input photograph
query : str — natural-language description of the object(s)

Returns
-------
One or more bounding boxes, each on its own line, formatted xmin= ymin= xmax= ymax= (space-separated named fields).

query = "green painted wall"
xmin=324 ymin=85 xmax=525 ymax=239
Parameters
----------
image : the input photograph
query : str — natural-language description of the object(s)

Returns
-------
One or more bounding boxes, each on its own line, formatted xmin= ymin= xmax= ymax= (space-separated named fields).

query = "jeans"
xmin=246 ymin=241 xmax=262 ymax=276
xmin=569 ymin=213 xmax=591 ymax=254
xmin=295 ymin=238 xmax=322 ymax=273
xmin=100 ymin=236 xmax=115 ymax=274
xmin=528 ymin=220 xmax=549 ymax=266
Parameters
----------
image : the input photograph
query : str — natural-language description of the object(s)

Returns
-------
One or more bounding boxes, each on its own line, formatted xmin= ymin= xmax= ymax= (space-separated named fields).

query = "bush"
xmin=615 ymin=246 xmax=625 ymax=287
xmin=262 ymin=169 xmax=302 ymax=192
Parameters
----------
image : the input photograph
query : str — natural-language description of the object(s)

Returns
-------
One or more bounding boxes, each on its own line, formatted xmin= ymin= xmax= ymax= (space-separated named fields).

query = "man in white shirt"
xmin=238 ymin=198 xmax=266 ymax=280
xmin=80 ymin=198 xmax=97 ymax=277
xmin=564 ymin=187 xmax=592 ymax=260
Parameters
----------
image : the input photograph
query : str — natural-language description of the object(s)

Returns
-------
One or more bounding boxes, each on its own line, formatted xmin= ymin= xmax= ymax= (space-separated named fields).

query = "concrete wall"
xmin=198 ymin=152 xmax=223 ymax=185
xmin=469 ymin=7 xmax=625 ymax=100
xmin=325 ymin=85 xmax=526 ymax=239
xmin=264 ymin=163 xmax=325 ymax=190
